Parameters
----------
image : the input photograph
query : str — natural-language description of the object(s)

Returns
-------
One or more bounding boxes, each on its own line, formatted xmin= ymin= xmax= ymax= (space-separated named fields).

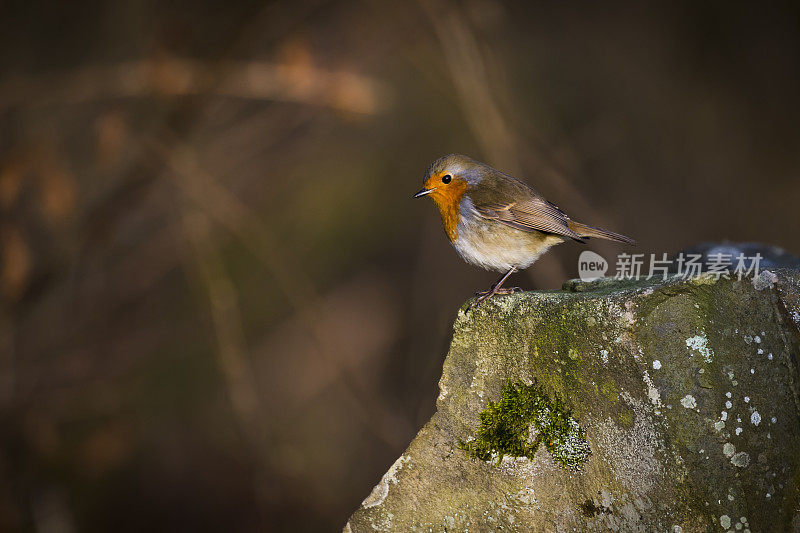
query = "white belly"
xmin=453 ymin=199 xmax=564 ymax=272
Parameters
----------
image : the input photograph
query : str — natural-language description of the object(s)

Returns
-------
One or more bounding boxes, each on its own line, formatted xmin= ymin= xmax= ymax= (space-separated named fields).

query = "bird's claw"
xmin=473 ymin=286 xmax=521 ymax=296
xmin=468 ymin=287 xmax=523 ymax=311
xmin=468 ymin=292 xmax=492 ymax=311
xmin=497 ymin=286 xmax=523 ymax=294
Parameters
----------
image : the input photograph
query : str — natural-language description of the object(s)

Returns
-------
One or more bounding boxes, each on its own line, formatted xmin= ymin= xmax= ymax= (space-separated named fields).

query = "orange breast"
xmin=430 ymin=178 xmax=468 ymax=242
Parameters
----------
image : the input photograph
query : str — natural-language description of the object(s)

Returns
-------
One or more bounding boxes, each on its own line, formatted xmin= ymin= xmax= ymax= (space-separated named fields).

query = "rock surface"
xmin=346 ymin=269 xmax=800 ymax=532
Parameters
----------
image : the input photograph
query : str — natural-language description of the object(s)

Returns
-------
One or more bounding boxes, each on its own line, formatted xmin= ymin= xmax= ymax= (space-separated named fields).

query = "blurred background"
xmin=1 ymin=1 xmax=799 ymax=531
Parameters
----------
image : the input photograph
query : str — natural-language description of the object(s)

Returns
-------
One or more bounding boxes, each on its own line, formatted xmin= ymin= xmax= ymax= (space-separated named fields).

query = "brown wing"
xmin=467 ymin=167 xmax=587 ymax=242
xmin=474 ymin=198 xmax=587 ymax=243
xmin=469 ymin=166 xmax=586 ymax=242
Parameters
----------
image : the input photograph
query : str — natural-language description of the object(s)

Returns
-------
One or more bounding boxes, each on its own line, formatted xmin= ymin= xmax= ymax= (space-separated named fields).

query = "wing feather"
xmin=466 ymin=168 xmax=587 ymax=242
xmin=474 ymin=200 xmax=586 ymax=242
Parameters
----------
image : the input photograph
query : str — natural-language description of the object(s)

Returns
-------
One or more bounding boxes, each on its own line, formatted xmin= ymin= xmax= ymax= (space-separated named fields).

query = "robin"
xmin=414 ymin=154 xmax=635 ymax=309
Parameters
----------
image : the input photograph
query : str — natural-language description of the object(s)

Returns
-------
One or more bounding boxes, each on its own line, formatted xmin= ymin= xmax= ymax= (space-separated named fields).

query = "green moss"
xmin=600 ymin=380 xmax=619 ymax=404
xmin=458 ymin=381 xmax=591 ymax=470
xmin=616 ymin=410 xmax=634 ymax=428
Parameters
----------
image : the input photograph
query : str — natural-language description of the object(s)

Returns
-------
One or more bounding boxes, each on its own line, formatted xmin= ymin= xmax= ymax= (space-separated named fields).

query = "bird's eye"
xmin=442 ymin=174 xmax=452 ymax=184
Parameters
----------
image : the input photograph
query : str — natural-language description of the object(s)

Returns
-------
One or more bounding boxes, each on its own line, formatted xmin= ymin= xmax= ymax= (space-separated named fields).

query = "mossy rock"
xmin=346 ymin=268 xmax=800 ymax=532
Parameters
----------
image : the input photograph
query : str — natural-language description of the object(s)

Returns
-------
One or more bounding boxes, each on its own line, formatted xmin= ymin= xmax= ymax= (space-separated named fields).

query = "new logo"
xmin=578 ymin=250 xmax=608 ymax=281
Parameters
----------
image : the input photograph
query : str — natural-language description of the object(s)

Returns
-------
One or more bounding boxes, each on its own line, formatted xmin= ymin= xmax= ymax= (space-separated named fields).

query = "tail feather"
xmin=568 ymin=221 xmax=636 ymax=245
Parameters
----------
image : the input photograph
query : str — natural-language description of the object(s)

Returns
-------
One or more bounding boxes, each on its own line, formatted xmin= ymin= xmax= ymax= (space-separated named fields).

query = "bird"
xmin=413 ymin=154 xmax=635 ymax=310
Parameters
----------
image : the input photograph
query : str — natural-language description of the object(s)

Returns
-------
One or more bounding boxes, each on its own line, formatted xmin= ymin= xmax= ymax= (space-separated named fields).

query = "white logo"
xmin=578 ymin=250 xmax=608 ymax=281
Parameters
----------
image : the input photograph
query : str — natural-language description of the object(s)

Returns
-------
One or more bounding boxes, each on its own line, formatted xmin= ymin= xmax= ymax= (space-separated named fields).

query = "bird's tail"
xmin=568 ymin=221 xmax=636 ymax=245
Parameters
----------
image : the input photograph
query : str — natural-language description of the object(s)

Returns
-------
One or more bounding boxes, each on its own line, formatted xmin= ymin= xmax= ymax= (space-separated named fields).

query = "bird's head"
xmin=414 ymin=154 xmax=483 ymax=240
xmin=413 ymin=153 xmax=482 ymax=202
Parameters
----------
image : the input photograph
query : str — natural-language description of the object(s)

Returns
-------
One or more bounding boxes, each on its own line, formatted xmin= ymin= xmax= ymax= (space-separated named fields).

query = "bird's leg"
xmin=469 ymin=267 xmax=522 ymax=310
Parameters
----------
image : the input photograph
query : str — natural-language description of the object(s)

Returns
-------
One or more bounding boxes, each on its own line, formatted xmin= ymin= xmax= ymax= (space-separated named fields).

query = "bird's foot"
xmin=491 ymin=286 xmax=523 ymax=295
xmin=468 ymin=286 xmax=523 ymax=310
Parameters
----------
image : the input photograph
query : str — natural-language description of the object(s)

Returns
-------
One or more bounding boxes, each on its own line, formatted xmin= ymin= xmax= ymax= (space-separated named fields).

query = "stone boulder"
xmin=346 ymin=268 xmax=800 ymax=532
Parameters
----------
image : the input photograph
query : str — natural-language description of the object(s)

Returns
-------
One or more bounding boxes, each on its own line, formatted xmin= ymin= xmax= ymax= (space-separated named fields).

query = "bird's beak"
xmin=413 ymin=187 xmax=435 ymax=198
